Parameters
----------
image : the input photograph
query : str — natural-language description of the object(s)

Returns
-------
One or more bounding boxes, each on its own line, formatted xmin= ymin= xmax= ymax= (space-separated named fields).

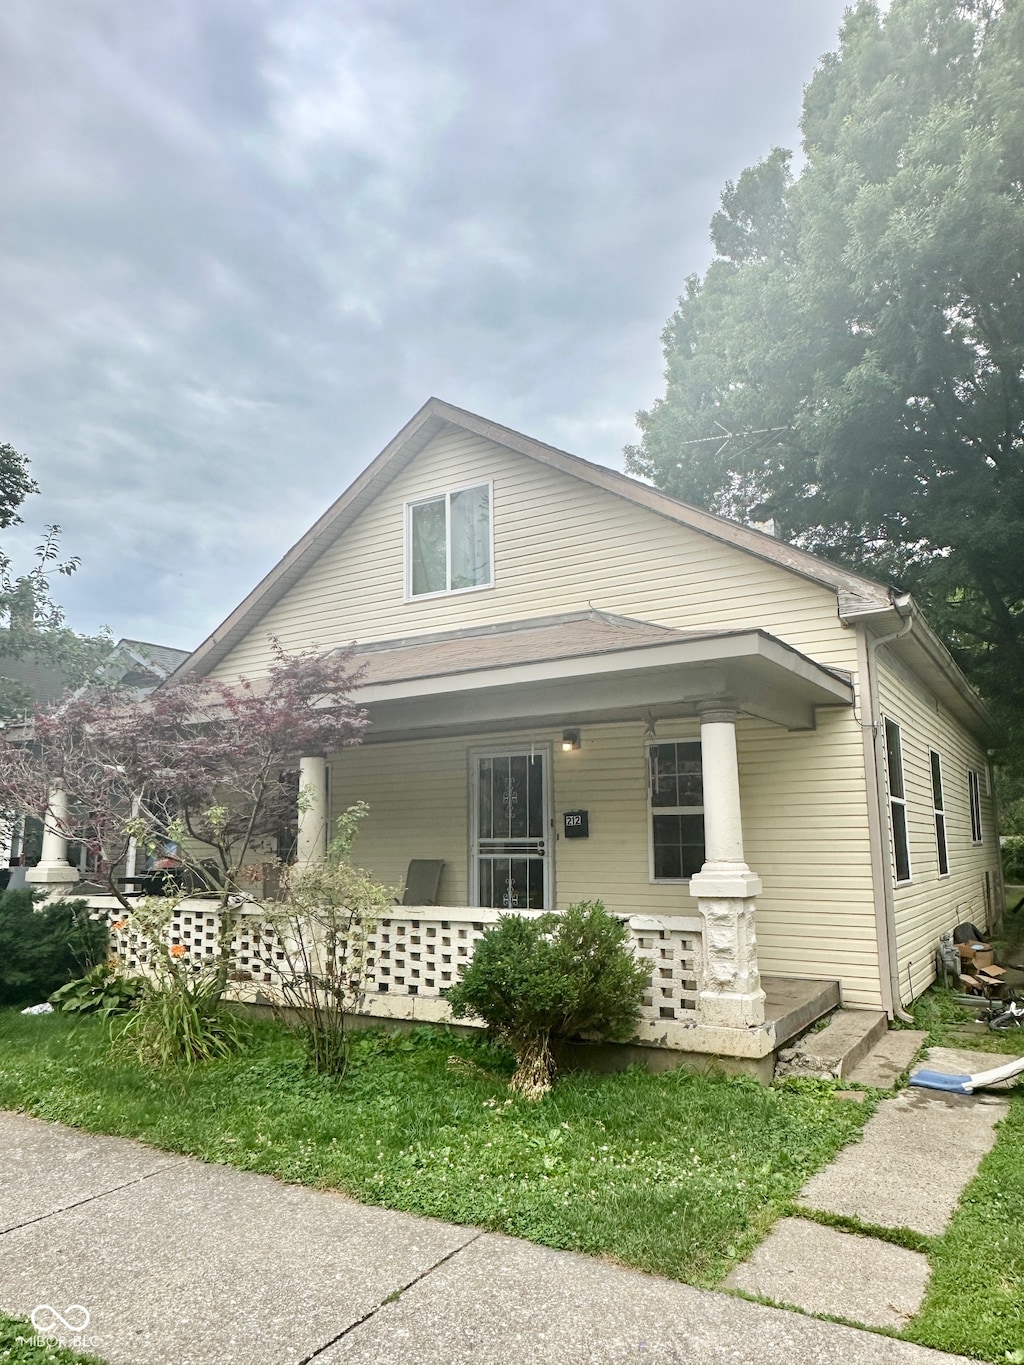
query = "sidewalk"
xmin=726 ymin=1045 xmax=1009 ymax=1333
xmin=0 ymin=1111 xmax=971 ymax=1365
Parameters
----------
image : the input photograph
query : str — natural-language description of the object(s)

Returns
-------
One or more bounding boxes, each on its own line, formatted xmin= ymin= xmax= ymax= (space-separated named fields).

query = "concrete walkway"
xmin=0 ymin=1112 xmax=970 ymax=1365
xmin=726 ymin=1046 xmax=1010 ymax=1332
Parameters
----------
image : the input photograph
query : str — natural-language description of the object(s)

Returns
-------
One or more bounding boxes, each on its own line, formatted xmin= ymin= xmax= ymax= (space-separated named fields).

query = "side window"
xmin=968 ymin=768 xmax=983 ymax=844
xmin=407 ymin=483 xmax=492 ymax=598
xmin=884 ymin=718 xmax=911 ymax=884
xmin=930 ymin=750 xmax=949 ymax=876
xmin=648 ymin=741 xmax=705 ymax=880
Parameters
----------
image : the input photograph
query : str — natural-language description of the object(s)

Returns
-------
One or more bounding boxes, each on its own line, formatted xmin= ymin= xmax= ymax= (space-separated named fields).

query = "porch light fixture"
xmin=561 ymin=728 xmax=581 ymax=752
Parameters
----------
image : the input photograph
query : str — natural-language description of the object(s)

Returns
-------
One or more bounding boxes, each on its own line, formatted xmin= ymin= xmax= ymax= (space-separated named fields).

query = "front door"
xmin=471 ymin=749 xmax=550 ymax=909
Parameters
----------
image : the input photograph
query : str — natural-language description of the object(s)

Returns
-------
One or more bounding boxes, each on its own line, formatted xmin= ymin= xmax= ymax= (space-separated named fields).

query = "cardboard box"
xmin=958 ymin=961 xmax=1006 ymax=997
xmin=958 ymin=941 xmax=994 ymax=968
xmin=976 ymin=965 xmax=1006 ymax=992
xmin=958 ymin=972 xmax=984 ymax=993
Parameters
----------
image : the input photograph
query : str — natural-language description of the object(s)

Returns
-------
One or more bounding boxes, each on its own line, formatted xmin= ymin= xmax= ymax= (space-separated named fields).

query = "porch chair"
xmin=400 ymin=859 xmax=445 ymax=907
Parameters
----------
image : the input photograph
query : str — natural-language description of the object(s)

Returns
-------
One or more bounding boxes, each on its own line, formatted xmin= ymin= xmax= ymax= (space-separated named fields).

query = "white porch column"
xmin=26 ymin=785 xmax=79 ymax=886
xmin=124 ymin=796 xmax=141 ymax=881
xmin=0 ymin=812 xmax=14 ymax=867
xmin=688 ymin=707 xmax=765 ymax=1028
xmin=296 ymin=755 xmax=328 ymax=867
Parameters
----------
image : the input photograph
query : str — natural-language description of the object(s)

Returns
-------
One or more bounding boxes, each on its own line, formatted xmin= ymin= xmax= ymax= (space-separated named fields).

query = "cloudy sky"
xmin=1 ymin=0 xmax=849 ymax=651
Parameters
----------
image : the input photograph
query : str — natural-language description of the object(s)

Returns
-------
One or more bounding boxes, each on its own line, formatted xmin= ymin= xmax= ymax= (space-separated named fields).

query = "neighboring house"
xmin=160 ymin=399 xmax=1002 ymax=1071
xmin=0 ymin=637 xmax=190 ymax=714
xmin=98 ymin=639 xmax=192 ymax=698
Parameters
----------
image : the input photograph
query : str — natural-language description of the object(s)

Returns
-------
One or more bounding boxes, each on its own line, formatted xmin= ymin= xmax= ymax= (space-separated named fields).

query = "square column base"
xmin=692 ymin=863 xmax=765 ymax=1029
xmin=689 ymin=865 xmax=762 ymax=899
xmin=25 ymin=864 xmax=80 ymax=885
xmin=698 ymin=986 xmax=767 ymax=1029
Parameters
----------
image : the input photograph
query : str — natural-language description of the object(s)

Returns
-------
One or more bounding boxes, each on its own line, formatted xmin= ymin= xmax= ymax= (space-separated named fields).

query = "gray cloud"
xmin=0 ymin=0 xmax=848 ymax=648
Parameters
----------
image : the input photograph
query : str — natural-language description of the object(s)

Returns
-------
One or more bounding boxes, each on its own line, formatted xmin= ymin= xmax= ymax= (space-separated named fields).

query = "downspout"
xmin=990 ymin=759 xmax=1008 ymax=933
xmin=853 ymin=594 xmax=915 ymax=1023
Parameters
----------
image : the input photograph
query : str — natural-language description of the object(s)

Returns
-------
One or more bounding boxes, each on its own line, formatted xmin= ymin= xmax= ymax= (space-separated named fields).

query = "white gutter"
xmin=850 ymin=593 xmax=915 ymax=1022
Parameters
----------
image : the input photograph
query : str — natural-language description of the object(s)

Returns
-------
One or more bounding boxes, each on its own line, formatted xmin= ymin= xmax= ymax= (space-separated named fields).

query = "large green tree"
xmin=627 ymin=0 xmax=1024 ymax=731
xmin=0 ymin=442 xmax=107 ymax=719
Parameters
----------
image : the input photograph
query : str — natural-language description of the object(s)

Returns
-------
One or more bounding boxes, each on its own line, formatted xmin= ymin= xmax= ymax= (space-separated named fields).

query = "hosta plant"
xmin=50 ymin=962 xmax=145 ymax=1019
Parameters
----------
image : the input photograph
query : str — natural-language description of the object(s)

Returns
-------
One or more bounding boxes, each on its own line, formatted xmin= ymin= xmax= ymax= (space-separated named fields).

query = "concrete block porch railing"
xmin=87 ymin=896 xmax=781 ymax=1063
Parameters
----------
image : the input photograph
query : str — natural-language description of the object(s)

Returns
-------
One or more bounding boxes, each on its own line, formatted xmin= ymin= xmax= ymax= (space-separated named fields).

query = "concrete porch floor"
xmin=764 ymin=975 xmax=842 ymax=1049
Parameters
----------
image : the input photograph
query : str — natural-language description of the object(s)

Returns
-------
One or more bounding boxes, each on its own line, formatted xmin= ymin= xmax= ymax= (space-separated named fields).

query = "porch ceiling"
xmin=346 ymin=611 xmax=854 ymax=741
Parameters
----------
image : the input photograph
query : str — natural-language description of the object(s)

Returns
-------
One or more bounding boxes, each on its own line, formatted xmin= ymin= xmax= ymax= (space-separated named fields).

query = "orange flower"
xmin=111 ymin=920 xmax=127 ymax=932
xmin=168 ymin=944 xmax=186 ymax=958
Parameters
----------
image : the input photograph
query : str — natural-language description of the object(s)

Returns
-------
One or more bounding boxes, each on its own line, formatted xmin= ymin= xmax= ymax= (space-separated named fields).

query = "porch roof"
xmin=346 ymin=610 xmax=854 ymax=740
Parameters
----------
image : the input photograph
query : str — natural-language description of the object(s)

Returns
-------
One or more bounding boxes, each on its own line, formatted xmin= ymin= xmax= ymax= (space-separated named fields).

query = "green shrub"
xmin=263 ymin=804 xmax=396 ymax=1077
xmin=0 ymin=889 xmax=108 ymax=1006
xmin=1002 ymin=834 xmax=1024 ymax=885
xmin=50 ymin=962 xmax=145 ymax=1018
xmin=446 ymin=900 xmax=650 ymax=1099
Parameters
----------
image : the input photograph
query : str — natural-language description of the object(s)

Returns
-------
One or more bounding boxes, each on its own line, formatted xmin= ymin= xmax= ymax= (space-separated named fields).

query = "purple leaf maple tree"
xmin=0 ymin=642 xmax=367 ymax=990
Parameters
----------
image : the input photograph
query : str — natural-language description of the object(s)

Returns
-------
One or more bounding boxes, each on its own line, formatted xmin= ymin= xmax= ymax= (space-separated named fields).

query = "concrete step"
xmin=775 ymin=1009 xmax=888 ymax=1080
xmin=764 ymin=975 xmax=842 ymax=1048
xmin=846 ymin=1029 xmax=928 ymax=1089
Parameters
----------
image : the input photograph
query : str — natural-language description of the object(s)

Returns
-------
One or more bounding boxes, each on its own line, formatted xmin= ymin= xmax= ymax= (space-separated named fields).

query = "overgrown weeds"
xmin=260 ymin=804 xmax=396 ymax=1077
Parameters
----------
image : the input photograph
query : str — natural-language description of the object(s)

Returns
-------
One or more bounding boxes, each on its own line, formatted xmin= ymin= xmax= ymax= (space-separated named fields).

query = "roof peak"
xmin=169 ymin=397 xmax=891 ymax=683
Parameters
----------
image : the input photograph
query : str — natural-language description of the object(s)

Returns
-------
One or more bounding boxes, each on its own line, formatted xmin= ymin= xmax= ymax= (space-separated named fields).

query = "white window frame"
xmin=884 ymin=717 xmax=912 ymax=885
xmin=929 ymin=749 xmax=949 ymax=877
xmin=646 ymin=738 xmax=705 ymax=884
xmin=968 ymin=767 xmax=983 ymax=844
xmin=405 ymin=480 xmax=494 ymax=600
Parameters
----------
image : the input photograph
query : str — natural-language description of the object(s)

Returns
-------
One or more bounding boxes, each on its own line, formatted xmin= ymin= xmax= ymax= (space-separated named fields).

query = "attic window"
xmin=407 ymin=483 xmax=492 ymax=598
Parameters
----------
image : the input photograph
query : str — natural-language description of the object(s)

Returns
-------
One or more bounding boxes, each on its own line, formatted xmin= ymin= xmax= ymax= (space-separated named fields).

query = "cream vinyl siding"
xmin=330 ymin=738 xmax=471 ymax=905
xmin=329 ymin=723 xmax=676 ymax=916
xmin=738 ymin=712 xmax=882 ymax=1010
xmin=209 ymin=429 xmax=859 ymax=681
xmin=877 ymin=652 xmax=1001 ymax=1004
xmin=329 ymin=712 xmax=884 ymax=1011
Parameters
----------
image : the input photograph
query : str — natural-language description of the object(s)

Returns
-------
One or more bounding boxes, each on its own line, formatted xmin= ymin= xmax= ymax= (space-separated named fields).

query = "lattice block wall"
xmin=100 ymin=901 xmax=701 ymax=1025
xmin=105 ymin=905 xmax=288 ymax=988
xmin=107 ymin=914 xmax=159 ymax=972
xmin=364 ymin=916 xmax=493 ymax=997
xmin=629 ymin=922 xmax=700 ymax=1020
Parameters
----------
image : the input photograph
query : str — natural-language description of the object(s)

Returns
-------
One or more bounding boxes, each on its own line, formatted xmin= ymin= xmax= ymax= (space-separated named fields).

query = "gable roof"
xmin=170 ymin=398 xmax=892 ymax=683
xmin=118 ymin=639 xmax=191 ymax=673
xmin=113 ymin=639 xmax=192 ymax=680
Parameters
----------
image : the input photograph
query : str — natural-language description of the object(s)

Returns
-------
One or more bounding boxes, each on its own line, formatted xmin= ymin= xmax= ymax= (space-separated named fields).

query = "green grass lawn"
xmin=0 ymin=1010 xmax=868 ymax=1289
xmin=3 ymin=999 xmax=1022 ymax=1361
xmin=901 ymin=954 xmax=1024 ymax=1362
